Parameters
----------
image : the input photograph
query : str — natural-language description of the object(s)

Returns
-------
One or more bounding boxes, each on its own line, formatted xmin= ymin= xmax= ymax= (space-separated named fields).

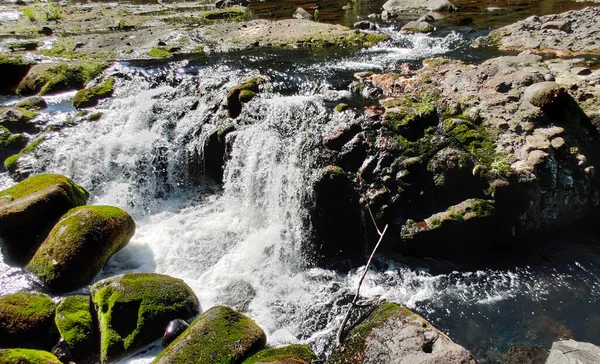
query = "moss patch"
xmin=0 ymin=348 xmax=61 ymax=364
xmin=242 ymin=344 xmax=316 ymax=364
xmin=0 ymin=292 xmax=57 ymax=350
xmin=0 ymin=126 xmax=26 ymax=150
xmin=16 ymin=62 xmax=108 ymax=96
xmin=3 ymin=135 xmax=46 ymax=173
xmin=72 ymin=77 xmax=114 ymax=109
xmin=92 ymin=272 xmax=200 ymax=363
xmin=153 ymin=305 xmax=266 ymax=364
xmin=26 ymin=205 xmax=135 ymax=292
xmin=55 ymin=295 xmax=95 ymax=358
xmin=148 ymin=47 xmax=172 ymax=58
xmin=0 ymin=173 xmax=88 ymax=206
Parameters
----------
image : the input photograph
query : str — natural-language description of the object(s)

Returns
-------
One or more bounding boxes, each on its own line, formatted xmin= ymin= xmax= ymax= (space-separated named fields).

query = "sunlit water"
xmin=2 ymin=30 xmax=600 ymax=364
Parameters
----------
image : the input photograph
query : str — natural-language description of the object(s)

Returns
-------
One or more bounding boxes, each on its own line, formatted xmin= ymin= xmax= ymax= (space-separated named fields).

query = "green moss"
xmin=238 ymin=89 xmax=256 ymax=103
xmin=328 ymin=302 xmax=415 ymax=364
xmin=0 ymin=173 xmax=89 ymax=209
xmin=91 ymin=272 xmax=200 ymax=363
xmin=0 ymin=348 xmax=61 ymax=364
xmin=55 ymin=295 xmax=94 ymax=357
xmin=87 ymin=112 xmax=103 ymax=121
xmin=3 ymin=136 xmax=45 ymax=172
xmin=0 ymin=55 xmax=29 ymax=67
xmin=153 ymin=305 xmax=265 ymax=364
xmin=0 ymin=292 xmax=56 ymax=349
xmin=0 ymin=126 xmax=25 ymax=149
xmin=335 ymin=103 xmax=349 ymax=112
xmin=242 ymin=344 xmax=316 ymax=364
xmin=40 ymin=38 xmax=84 ymax=59
xmin=148 ymin=47 xmax=172 ymax=58
xmin=16 ymin=62 xmax=108 ymax=96
xmin=72 ymin=77 xmax=114 ymax=109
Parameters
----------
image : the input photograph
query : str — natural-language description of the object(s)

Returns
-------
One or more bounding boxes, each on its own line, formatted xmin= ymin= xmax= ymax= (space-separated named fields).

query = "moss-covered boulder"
xmin=0 ymin=107 xmax=37 ymax=133
xmin=0 ymin=349 xmax=61 ymax=364
xmin=4 ymin=136 xmax=46 ymax=181
xmin=54 ymin=295 xmax=96 ymax=360
xmin=153 ymin=305 xmax=266 ymax=364
xmin=242 ymin=344 xmax=317 ymax=364
xmin=16 ymin=62 xmax=107 ymax=96
xmin=327 ymin=302 xmax=476 ymax=364
xmin=91 ymin=273 xmax=201 ymax=363
xmin=0 ymin=292 xmax=58 ymax=351
xmin=0 ymin=55 xmax=33 ymax=95
xmin=72 ymin=77 xmax=114 ymax=109
xmin=0 ymin=174 xmax=89 ymax=265
xmin=226 ymin=77 xmax=263 ymax=118
xmin=26 ymin=205 xmax=135 ymax=292
xmin=15 ymin=97 xmax=47 ymax=111
xmin=0 ymin=126 xmax=27 ymax=161
xmin=399 ymin=199 xmax=499 ymax=260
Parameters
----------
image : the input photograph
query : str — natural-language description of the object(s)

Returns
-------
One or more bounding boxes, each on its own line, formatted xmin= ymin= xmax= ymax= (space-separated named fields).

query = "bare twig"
xmin=335 ymin=222 xmax=388 ymax=350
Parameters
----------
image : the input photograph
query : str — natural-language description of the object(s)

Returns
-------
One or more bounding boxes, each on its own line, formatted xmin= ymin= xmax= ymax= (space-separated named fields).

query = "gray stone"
xmin=400 ymin=21 xmax=434 ymax=33
xmin=293 ymin=7 xmax=313 ymax=20
xmin=545 ymin=340 xmax=600 ymax=364
xmin=383 ymin=0 xmax=456 ymax=13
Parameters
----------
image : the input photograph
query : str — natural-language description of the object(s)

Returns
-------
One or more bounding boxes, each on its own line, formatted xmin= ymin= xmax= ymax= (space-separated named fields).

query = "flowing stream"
xmin=2 ymin=18 xmax=600 ymax=364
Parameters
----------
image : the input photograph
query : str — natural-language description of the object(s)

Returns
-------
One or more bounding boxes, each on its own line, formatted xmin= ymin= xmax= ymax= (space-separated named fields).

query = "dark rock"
xmin=91 ymin=272 xmax=201 ymax=363
xmin=500 ymin=345 xmax=548 ymax=364
xmin=153 ymin=306 xmax=265 ymax=364
xmin=427 ymin=147 xmax=483 ymax=206
xmin=38 ymin=27 xmax=53 ymax=36
xmin=162 ymin=319 xmax=189 ymax=349
xmin=51 ymin=339 xmax=74 ymax=364
xmin=216 ymin=0 xmax=248 ymax=8
xmin=0 ymin=126 xmax=27 ymax=161
xmin=0 ymin=292 xmax=57 ymax=351
xmin=308 ymin=166 xmax=364 ymax=267
xmin=327 ymin=302 xmax=476 ymax=364
xmin=323 ymin=124 xmax=361 ymax=151
xmin=0 ymin=107 xmax=36 ymax=133
xmin=0 ymin=55 xmax=33 ymax=95
xmin=354 ymin=21 xmax=377 ymax=31
xmin=293 ymin=8 xmax=313 ymax=20
xmin=26 ymin=205 xmax=135 ymax=293
xmin=0 ymin=174 xmax=89 ymax=266
xmin=203 ymin=125 xmax=235 ymax=183
xmin=523 ymin=82 xmax=569 ymax=113
xmin=226 ymin=77 xmax=262 ymax=118
xmin=541 ymin=20 xmax=571 ymax=33
xmin=417 ymin=14 xmax=435 ymax=22
xmin=16 ymin=62 xmax=107 ymax=96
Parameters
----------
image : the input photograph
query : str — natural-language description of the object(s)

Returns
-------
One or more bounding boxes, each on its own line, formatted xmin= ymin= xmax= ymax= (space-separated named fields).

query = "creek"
xmin=2 ymin=1 xmax=600 ymax=363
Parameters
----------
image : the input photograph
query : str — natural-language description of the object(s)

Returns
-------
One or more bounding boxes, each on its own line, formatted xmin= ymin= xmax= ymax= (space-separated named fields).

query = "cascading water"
xmin=2 ymin=30 xmax=600 ymax=363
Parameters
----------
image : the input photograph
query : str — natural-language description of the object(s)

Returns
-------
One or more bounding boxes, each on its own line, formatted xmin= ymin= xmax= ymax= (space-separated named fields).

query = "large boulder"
xmin=54 ymin=295 xmax=96 ymax=361
xmin=26 ymin=205 xmax=135 ymax=292
xmin=0 ymin=349 xmax=61 ymax=364
xmin=241 ymin=344 xmax=317 ymax=364
xmin=153 ymin=305 xmax=266 ymax=364
xmin=15 ymin=97 xmax=47 ymax=111
xmin=545 ymin=339 xmax=600 ymax=364
xmin=16 ymin=62 xmax=107 ymax=96
xmin=327 ymin=302 xmax=476 ymax=364
xmin=0 ymin=292 xmax=58 ymax=351
xmin=382 ymin=0 xmax=455 ymax=14
xmin=91 ymin=272 xmax=201 ymax=363
xmin=0 ymin=174 xmax=89 ymax=266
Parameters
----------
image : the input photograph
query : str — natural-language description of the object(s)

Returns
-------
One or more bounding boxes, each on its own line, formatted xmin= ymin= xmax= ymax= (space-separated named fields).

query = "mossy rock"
xmin=242 ymin=344 xmax=317 ymax=364
xmin=0 ymin=55 xmax=33 ymax=95
xmin=0 ymin=292 xmax=58 ymax=351
xmin=15 ymin=97 xmax=47 ymax=111
xmin=0 ymin=107 xmax=37 ymax=133
xmin=0 ymin=126 xmax=27 ymax=160
xmin=0 ymin=349 xmax=61 ymax=364
xmin=153 ymin=305 xmax=266 ymax=364
xmin=54 ymin=295 xmax=96 ymax=359
xmin=26 ymin=205 xmax=136 ymax=293
xmin=16 ymin=62 xmax=107 ymax=96
xmin=72 ymin=77 xmax=114 ymax=109
xmin=91 ymin=272 xmax=201 ymax=363
xmin=226 ymin=77 xmax=263 ymax=118
xmin=327 ymin=302 xmax=476 ymax=364
xmin=3 ymin=135 xmax=46 ymax=180
xmin=0 ymin=174 xmax=89 ymax=265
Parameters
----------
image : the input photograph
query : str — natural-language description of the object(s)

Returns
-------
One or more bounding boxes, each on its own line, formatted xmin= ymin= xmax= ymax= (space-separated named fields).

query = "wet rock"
xmin=226 ymin=77 xmax=262 ymax=118
xmin=523 ymin=82 xmax=569 ymax=113
xmin=354 ymin=21 xmax=377 ymax=31
xmin=215 ymin=0 xmax=248 ymax=8
xmin=309 ymin=166 xmax=364 ymax=267
xmin=427 ymin=147 xmax=481 ymax=205
xmin=242 ymin=344 xmax=317 ymax=364
xmin=0 ymin=349 xmax=61 ymax=364
xmin=15 ymin=96 xmax=47 ymax=111
xmin=545 ymin=339 xmax=600 ymax=364
xmin=51 ymin=338 xmax=74 ymax=364
xmin=327 ymin=302 xmax=476 ymax=364
xmin=400 ymin=21 xmax=434 ymax=33
xmin=162 ymin=319 xmax=189 ymax=348
xmin=54 ymin=295 xmax=96 ymax=360
xmin=417 ymin=14 xmax=436 ymax=22
xmin=324 ymin=124 xmax=361 ymax=151
xmin=4 ymin=136 xmax=46 ymax=181
xmin=293 ymin=8 xmax=313 ymax=20
xmin=203 ymin=125 xmax=235 ymax=183
xmin=153 ymin=305 xmax=266 ymax=364
xmin=16 ymin=61 xmax=107 ymax=96
xmin=383 ymin=0 xmax=456 ymax=14
xmin=216 ymin=280 xmax=256 ymax=312
xmin=0 ymin=174 xmax=89 ymax=266
xmin=501 ymin=345 xmax=548 ymax=364
xmin=0 ymin=292 xmax=57 ymax=351
xmin=541 ymin=21 xmax=571 ymax=33
xmin=38 ymin=26 xmax=53 ymax=36
xmin=0 ymin=55 xmax=33 ymax=95
xmin=0 ymin=126 xmax=27 ymax=161
xmin=72 ymin=77 xmax=114 ymax=109
xmin=26 ymin=205 xmax=135 ymax=293
xmin=91 ymin=272 xmax=201 ymax=363
xmin=0 ymin=107 xmax=36 ymax=133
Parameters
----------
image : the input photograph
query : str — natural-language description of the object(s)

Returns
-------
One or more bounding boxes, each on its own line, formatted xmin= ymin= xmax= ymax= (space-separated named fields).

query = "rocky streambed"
xmin=1 ymin=0 xmax=600 ymax=363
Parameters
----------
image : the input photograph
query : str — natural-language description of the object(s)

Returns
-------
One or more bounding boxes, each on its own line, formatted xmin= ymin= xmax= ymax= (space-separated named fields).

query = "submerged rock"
xmin=242 ymin=344 xmax=317 ymax=364
xmin=0 ymin=349 xmax=61 ymax=364
xmin=91 ymin=272 xmax=201 ymax=363
xmin=0 ymin=292 xmax=58 ymax=351
xmin=327 ymin=302 xmax=476 ymax=363
xmin=0 ymin=174 xmax=89 ymax=265
xmin=54 ymin=295 xmax=96 ymax=360
xmin=153 ymin=305 xmax=266 ymax=364
xmin=545 ymin=339 xmax=600 ymax=364
xmin=26 ymin=205 xmax=135 ymax=293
